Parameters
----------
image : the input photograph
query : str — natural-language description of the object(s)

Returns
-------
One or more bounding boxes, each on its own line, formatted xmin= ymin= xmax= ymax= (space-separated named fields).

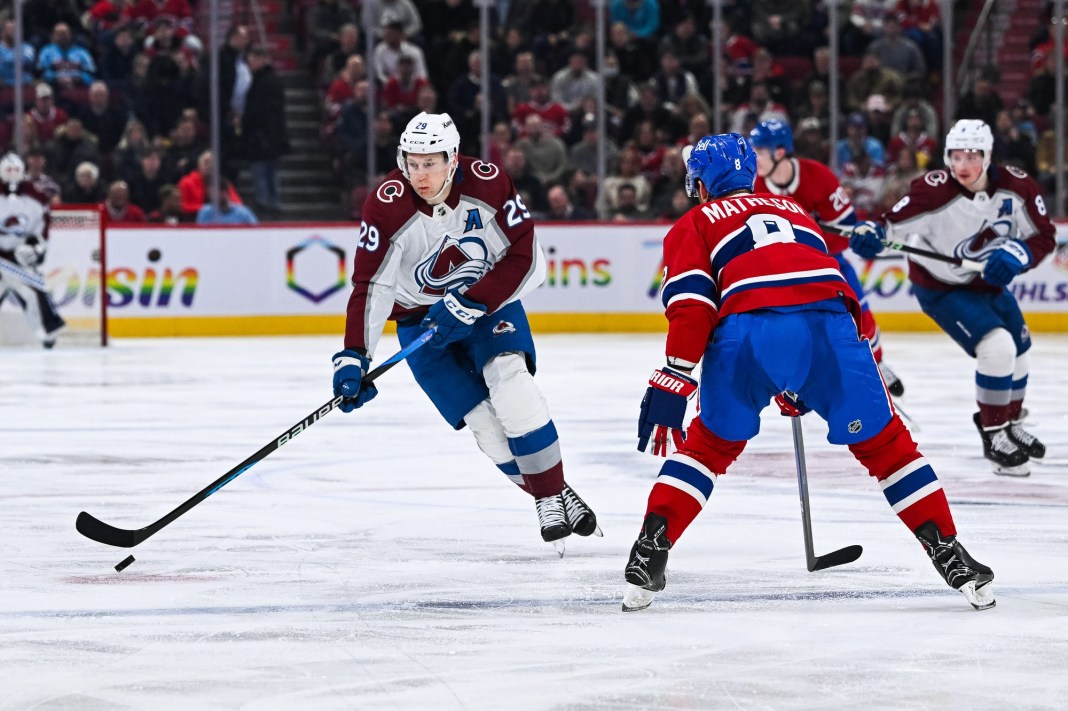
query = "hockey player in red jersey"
xmin=624 ymin=133 xmax=994 ymax=612
xmin=0 ymin=153 xmax=66 ymax=348
xmin=750 ymin=119 xmax=905 ymax=397
xmin=851 ymin=119 xmax=1055 ymax=477
xmin=331 ymin=112 xmax=599 ymax=554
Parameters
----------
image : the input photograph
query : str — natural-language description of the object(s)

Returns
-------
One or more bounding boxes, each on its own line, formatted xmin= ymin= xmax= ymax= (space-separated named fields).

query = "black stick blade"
xmin=76 ymin=511 xmax=142 ymax=548
xmin=809 ymin=544 xmax=864 ymax=571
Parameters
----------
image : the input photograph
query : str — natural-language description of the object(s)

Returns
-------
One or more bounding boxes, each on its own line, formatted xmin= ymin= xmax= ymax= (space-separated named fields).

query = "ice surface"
xmin=2 ymin=333 xmax=1067 ymax=710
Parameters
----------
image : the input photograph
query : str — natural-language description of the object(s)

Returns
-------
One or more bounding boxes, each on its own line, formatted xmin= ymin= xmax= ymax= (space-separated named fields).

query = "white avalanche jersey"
xmin=0 ymin=186 xmax=49 ymax=255
xmin=883 ymin=166 xmax=1055 ymax=291
xmin=344 ymin=156 xmax=547 ymax=358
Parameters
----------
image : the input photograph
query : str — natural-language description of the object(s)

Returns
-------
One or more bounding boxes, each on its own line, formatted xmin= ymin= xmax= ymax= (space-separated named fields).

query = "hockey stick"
xmin=0 ymin=257 xmax=47 ymax=291
xmin=790 ymin=417 xmax=864 ymax=572
xmin=75 ymin=330 xmax=436 ymax=548
xmin=821 ymin=225 xmax=985 ymax=272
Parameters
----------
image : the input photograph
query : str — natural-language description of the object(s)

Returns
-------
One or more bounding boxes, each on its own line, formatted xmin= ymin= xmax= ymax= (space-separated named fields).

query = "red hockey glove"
xmin=774 ymin=390 xmax=810 ymax=417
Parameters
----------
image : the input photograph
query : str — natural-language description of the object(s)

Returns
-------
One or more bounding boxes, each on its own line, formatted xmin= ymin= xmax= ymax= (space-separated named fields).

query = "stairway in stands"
xmin=196 ymin=0 xmax=345 ymax=222
xmin=953 ymin=0 xmax=1042 ymax=108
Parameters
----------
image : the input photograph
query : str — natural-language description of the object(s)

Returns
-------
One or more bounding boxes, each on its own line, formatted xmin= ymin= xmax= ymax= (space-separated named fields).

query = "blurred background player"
xmin=0 ymin=153 xmax=65 ymax=348
xmin=851 ymin=119 xmax=1055 ymax=477
xmin=624 ymin=133 xmax=994 ymax=613
xmin=749 ymin=119 xmax=905 ymax=397
xmin=331 ymin=112 xmax=599 ymax=554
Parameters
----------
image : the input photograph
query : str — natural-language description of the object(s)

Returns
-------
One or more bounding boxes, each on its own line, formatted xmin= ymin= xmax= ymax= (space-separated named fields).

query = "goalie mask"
xmin=1 ymin=153 xmax=25 ymax=189
xmin=397 ymin=112 xmax=461 ymax=203
xmin=943 ymin=119 xmax=993 ymax=178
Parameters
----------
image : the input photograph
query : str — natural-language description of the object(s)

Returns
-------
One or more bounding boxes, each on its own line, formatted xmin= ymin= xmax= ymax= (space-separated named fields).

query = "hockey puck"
xmin=114 ymin=555 xmax=135 ymax=572
xmin=147 ymin=248 xmax=161 ymax=262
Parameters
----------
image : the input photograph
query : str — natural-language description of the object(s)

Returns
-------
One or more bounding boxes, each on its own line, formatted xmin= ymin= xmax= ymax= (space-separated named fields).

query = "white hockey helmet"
xmin=397 ymin=111 xmax=461 ymax=178
xmin=1 ymin=152 xmax=25 ymax=187
xmin=943 ymin=119 xmax=993 ymax=174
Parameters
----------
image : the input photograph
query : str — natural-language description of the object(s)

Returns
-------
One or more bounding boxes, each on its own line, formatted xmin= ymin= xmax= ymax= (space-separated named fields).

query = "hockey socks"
xmin=849 ymin=416 xmax=955 ymax=536
xmin=508 ymin=420 xmax=565 ymax=497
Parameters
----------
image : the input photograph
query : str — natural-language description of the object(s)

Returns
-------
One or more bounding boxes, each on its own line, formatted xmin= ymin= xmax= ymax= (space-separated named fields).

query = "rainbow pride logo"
xmin=286 ymin=236 xmax=347 ymax=303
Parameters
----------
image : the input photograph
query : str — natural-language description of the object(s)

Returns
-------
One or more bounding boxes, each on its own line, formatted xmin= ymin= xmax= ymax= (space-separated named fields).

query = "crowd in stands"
xmin=0 ymin=1 xmax=287 ymax=224
xmin=305 ymin=0 xmax=1065 ymax=222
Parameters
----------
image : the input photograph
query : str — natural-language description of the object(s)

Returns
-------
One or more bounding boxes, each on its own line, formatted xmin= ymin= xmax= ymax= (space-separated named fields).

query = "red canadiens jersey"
xmin=344 ymin=156 xmax=546 ymax=358
xmin=660 ymin=192 xmax=861 ymax=366
xmin=882 ymin=165 xmax=1056 ymax=292
xmin=754 ymin=157 xmax=856 ymax=253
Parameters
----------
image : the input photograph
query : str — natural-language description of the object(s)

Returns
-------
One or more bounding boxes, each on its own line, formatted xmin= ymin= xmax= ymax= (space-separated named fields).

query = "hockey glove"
xmin=982 ymin=239 xmax=1031 ymax=287
xmin=849 ymin=221 xmax=886 ymax=260
xmin=638 ymin=367 xmax=698 ymax=457
xmin=774 ymin=390 xmax=810 ymax=417
xmin=421 ymin=290 xmax=486 ymax=348
xmin=332 ymin=349 xmax=378 ymax=413
xmin=14 ymin=238 xmax=43 ymax=268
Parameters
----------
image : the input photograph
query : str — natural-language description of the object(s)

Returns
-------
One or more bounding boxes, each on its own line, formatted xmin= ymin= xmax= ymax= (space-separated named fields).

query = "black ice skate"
xmin=878 ymin=361 xmax=905 ymax=397
xmin=1007 ymin=419 xmax=1045 ymax=460
xmin=561 ymin=484 xmax=602 ymax=537
xmin=973 ymin=413 xmax=1030 ymax=476
xmin=535 ymin=494 xmax=570 ymax=557
xmin=622 ymin=513 xmax=672 ymax=612
xmin=914 ymin=521 xmax=995 ymax=611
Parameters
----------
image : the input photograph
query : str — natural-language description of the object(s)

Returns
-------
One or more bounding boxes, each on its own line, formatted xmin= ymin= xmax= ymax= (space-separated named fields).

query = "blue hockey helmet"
xmin=748 ymin=119 xmax=794 ymax=154
xmin=683 ymin=133 xmax=758 ymax=199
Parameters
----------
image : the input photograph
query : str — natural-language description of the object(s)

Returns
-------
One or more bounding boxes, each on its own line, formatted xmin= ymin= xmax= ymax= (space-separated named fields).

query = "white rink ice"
xmin=2 ymin=332 xmax=1067 ymax=710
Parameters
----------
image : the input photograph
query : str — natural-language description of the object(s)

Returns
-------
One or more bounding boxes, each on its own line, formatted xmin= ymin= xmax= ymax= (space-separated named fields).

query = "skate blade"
xmin=621 ymin=583 xmax=655 ymax=612
xmin=592 ymin=524 xmax=603 ymax=537
xmin=551 ymin=539 xmax=566 ymax=558
xmin=993 ymin=462 xmax=1030 ymax=477
xmin=961 ymin=580 xmax=996 ymax=611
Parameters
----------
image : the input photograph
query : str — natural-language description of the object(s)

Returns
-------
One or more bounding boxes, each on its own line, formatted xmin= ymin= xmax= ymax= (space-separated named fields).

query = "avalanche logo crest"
xmin=954 ymin=219 xmax=1014 ymax=261
xmin=0 ymin=213 xmax=30 ymax=237
xmin=415 ymin=234 xmax=491 ymax=297
xmin=492 ymin=320 xmax=516 ymax=335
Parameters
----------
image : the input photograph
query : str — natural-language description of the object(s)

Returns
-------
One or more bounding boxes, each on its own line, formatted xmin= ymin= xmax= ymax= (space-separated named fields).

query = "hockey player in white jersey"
xmin=851 ymin=120 xmax=1055 ymax=476
xmin=331 ymin=112 xmax=600 ymax=553
xmin=0 ymin=153 xmax=65 ymax=348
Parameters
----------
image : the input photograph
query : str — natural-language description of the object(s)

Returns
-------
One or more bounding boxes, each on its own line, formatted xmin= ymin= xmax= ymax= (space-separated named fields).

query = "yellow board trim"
xmin=107 ymin=311 xmax=1068 ymax=337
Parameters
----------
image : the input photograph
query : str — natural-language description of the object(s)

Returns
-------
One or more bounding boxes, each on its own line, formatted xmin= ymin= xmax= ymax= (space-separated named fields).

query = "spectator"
xmin=886 ymin=107 xmax=937 ymax=171
xmin=48 ymin=118 xmax=100 ymax=184
xmin=955 ymin=66 xmax=1003 ymax=128
xmin=602 ymin=147 xmax=651 ymax=214
xmin=794 ymin=116 xmax=830 ymax=162
xmin=513 ymin=76 xmax=570 ymax=138
xmin=864 ymin=93 xmax=893 ymax=146
xmin=993 ymin=109 xmax=1037 ymax=175
xmin=549 ymin=51 xmax=601 ymax=113
xmin=178 ymin=150 xmax=242 ymax=217
xmin=836 ymin=112 xmax=886 ymax=168
xmin=25 ymin=149 xmax=62 ymax=205
xmin=79 ymin=81 xmax=126 ymax=155
xmin=99 ymin=25 xmax=138 ymax=93
xmin=630 ymin=119 xmax=666 ymax=180
xmin=196 ymin=186 xmax=258 ymax=225
xmin=674 ymin=93 xmax=712 ymax=133
xmin=502 ymin=147 xmax=547 ymax=212
xmin=502 ymin=51 xmax=539 ymax=115
xmin=846 ymin=50 xmax=904 ymax=112
xmin=610 ymin=182 xmax=652 ymax=221
xmin=104 ymin=180 xmax=146 ymax=223
xmin=608 ymin=21 xmax=654 ymax=82
xmin=544 ymin=184 xmax=594 ymax=221
xmin=650 ymin=50 xmax=699 ymax=109
xmin=1010 ymin=99 xmax=1038 ymax=147
xmin=726 ymin=47 xmax=792 ymax=109
xmin=146 ymin=184 xmax=187 ymax=223
xmin=0 ymin=18 xmax=35 ymax=87
xmin=381 ymin=56 xmax=429 ymax=120
xmin=319 ymin=23 xmax=362 ymax=88
xmin=729 ymin=82 xmax=789 ymax=134
xmin=751 ymin=0 xmax=807 ymax=56
xmin=487 ymin=120 xmax=514 ymax=166
xmin=602 ymin=52 xmax=638 ymax=134
xmin=163 ymin=116 xmax=203 ymax=178
xmin=126 ymin=147 xmax=172 ymax=214
xmin=63 ymin=161 xmax=106 ymax=203
xmin=335 ymin=80 xmax=370 ymax=184
xmin=307 ymin=0 xmax=357 ymax=71
xmin=520 ymin=0 xmax=575 ymax=72
xmin=448 ymin=50 xmax=506 ymax=152
xmin=1026 ymin=51 xmax=1062 ymax=118
xmin=658 ymin=14 xmax=709 ymax=82
xmin=373 ymin=21 xmax=428 ymax=85
xmin=867 ymin=11 xmax=926 ymax=82
xmin=37 ymin=22 xmax=96 ymax=92
xmin=794 ymin=80 xmax=835 ymax=139
xmin=362 ymin=0 xmax=423 ymax=41
xmin=889 ymin=82 xmax=939 ymax=138
xmin=878 ymin=145 xmax=923 ymax=212
xmin=242 ymin=47 xmax=289 ymax=216
xmin=611 ymin=0 xmax=660 ymax=41
xmin=895 ymin=0 xmax=942 ymax=69
xmin=325 ymin=55 xmax=365 ymax=114
xmin=842 ymin=0 xmax=886 ymax=55
xmin=620 ymin=81 xmax=682 ymax=146
xmin=515 ymin=114 xmax=570 ymax=187
xmin=840 ymin=147 xmax=888 ymax=219
xmin=28 ymin=83 xmax=69 ymax=144
xmin=570 ymin=113 xmax=620 ymax=176
xmin=113 ymin=118 xmax=151 ymax=180
xmin=649 ymin=145 xmax=687 ymax=217
xmin=679 ymin=111 xmax=710 ymax=148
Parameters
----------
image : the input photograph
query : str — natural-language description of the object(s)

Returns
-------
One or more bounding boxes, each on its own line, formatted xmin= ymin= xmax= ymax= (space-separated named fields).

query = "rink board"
xmin=41 ymin=222 xmax=1068 ymax=337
